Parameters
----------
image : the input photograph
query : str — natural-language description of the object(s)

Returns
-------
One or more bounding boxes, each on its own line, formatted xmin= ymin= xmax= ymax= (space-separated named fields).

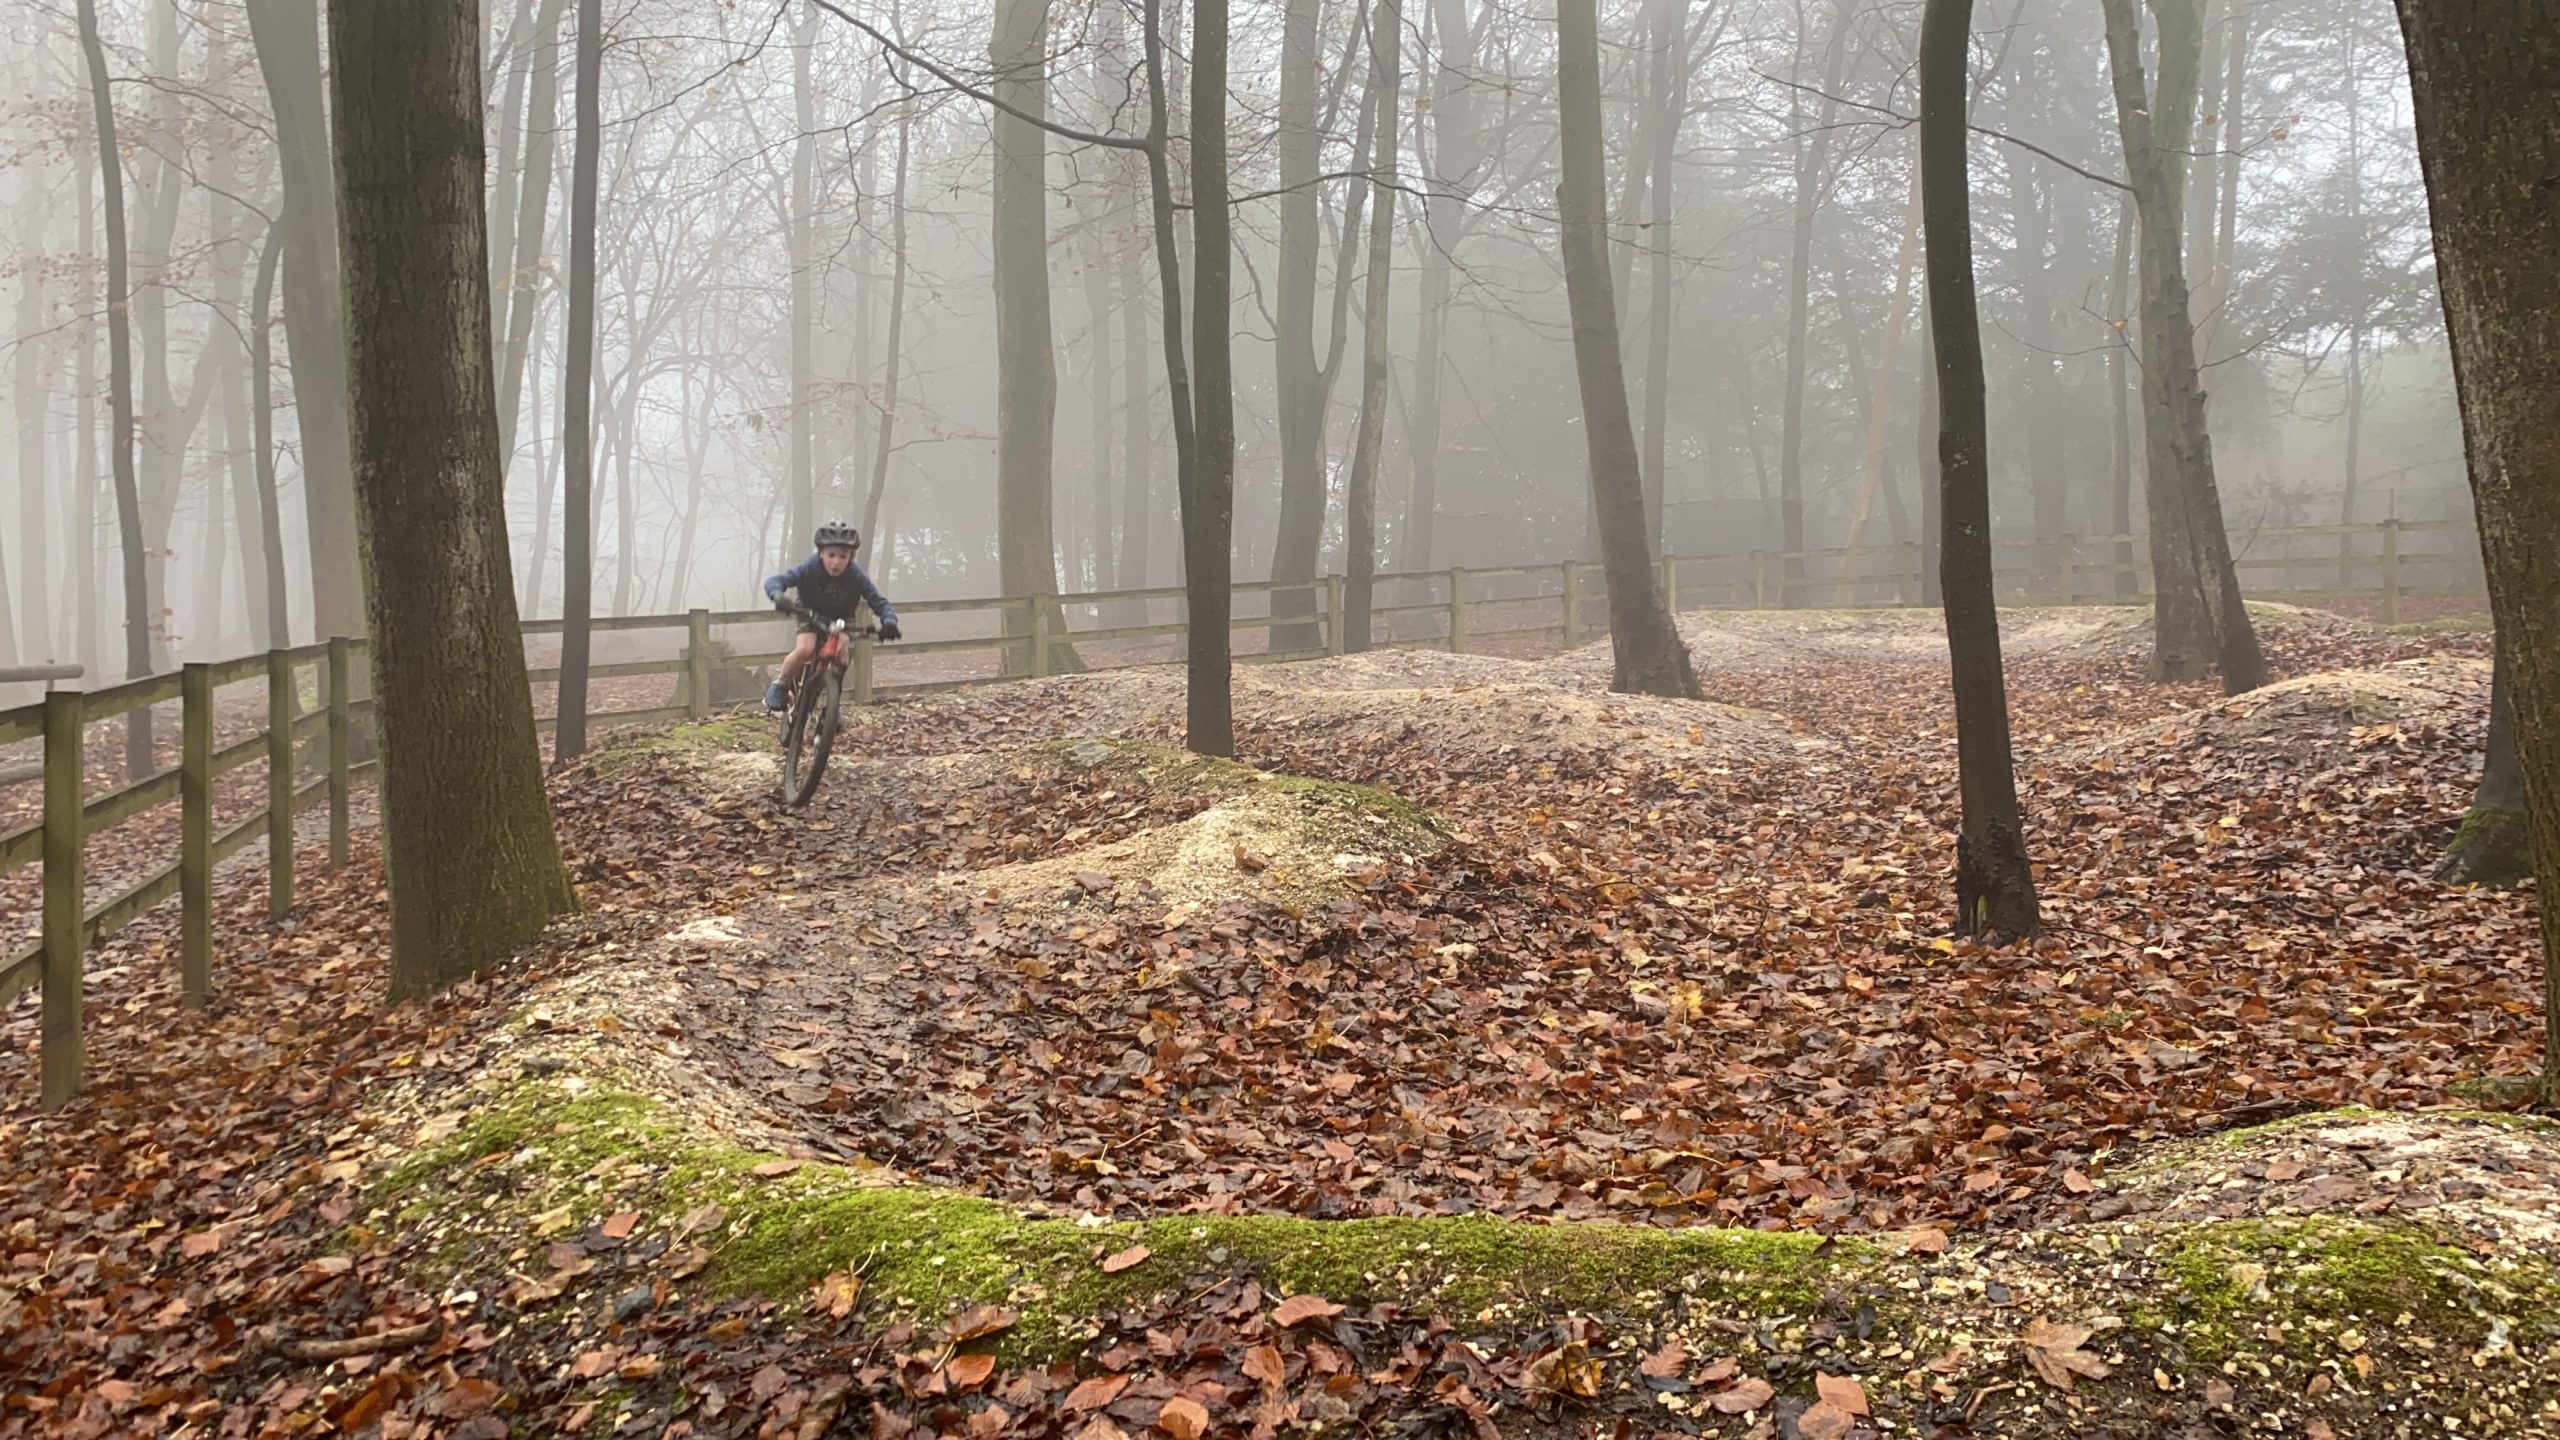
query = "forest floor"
xmin=1 ymin=603 xmax=2552 ymax=1440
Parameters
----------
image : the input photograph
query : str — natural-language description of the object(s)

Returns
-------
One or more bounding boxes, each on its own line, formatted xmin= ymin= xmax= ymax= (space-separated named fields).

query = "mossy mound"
xmin=372 ymin=1080 xmax=1855 ymax=1362
xmin=359 ymin=1084 xmax=2560 ymax=1435
xmin=583 ymin=713 xmax=775 ymax=776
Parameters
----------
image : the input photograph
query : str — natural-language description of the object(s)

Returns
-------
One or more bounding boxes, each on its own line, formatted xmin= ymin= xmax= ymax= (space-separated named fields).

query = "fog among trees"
xmin=0 ymin=0 xmax=2465 ymax=671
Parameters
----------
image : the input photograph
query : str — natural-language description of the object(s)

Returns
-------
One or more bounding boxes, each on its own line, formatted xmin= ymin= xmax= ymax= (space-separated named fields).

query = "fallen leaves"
xmin=2020 ymin=1316 xmax=2119 ymax=1391
xmin=1707 ymin=1376 xmax=1775 ymax=1413
xmin=1100 ymin=1244 xmax=1151 ymax=1274
xmin=1270 ymin=1294 xmax=1343 ymax=1328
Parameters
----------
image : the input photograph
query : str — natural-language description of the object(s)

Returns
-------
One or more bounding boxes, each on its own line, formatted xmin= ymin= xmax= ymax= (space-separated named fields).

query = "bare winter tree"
xmin=1921 ymin=0 xmax=2037 ymax=941
xmin=325 ymin=0 xmax=576 ymax=997
xmin=76 ymin=0 xmax=151 ymax=779
xmin=2393 ymin=0 xmax=2560 ymax=1100
xmin=1555 ymin=0 xmax=1699 ymax=700
xmin=2099 ymin=0 xmax=2267 ymax=694
xmin=554 ymin=0 xmax=603 ymax=761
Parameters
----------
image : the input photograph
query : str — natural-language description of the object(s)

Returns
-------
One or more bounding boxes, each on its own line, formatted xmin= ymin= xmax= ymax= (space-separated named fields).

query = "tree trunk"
xmin=249 ymin=224 xmax=292 ymax=647
xmin=134 ymin=1 xmax=184 ymax=673
xmin=1777 ymin=0 xmax=1857 ymax=607
xmin=1083 ymin=223 xmax=1116 ymax=596
xmin=2107 ymin=195 xmax=2137 ymax=597
xmin=326 ymin=0 xmax=577 ymax=998
xmin=1915 ymin=292 xmax=1942 ymax=608
xmin=74 ymin=140 xmax=99 ymax=675
xmin=77 ymin=0 xmax=152 ymax=778
xmin=486 ymin=0 xmax=536 ymax=345
xmin=555 ymin=0 xmax=601 ymax=761
xmin=2336 ymin=22 xmax=2367 ymax=588
xmin=1119 ymin=221 xmax=1154 ymax=604
xmin=993 ymin=0 xmax=1080 ymax=674
xmin=2005 ymin=130 xmax=2069 ymax=582
xmin=2439 ymin=632 xmax=2528 ymax=886
xmin=2393 ymin=0 xmax=2560 ymax=1100
xmin=788 ymin=3 xmax=817 ymax=562
xmin=1557 ymin=0 xmax=1699 ymax=699
xmin=1267 ymin=0 xmax=1325 ymax=649
xmin=495 ymin=0 xmax=570 ymax=461
xmin=1407 ymin=0 xmax=1480 ymax=572
xmin=1638 ymin=0 xmax=1685 ymax=547
xmin=1343 ymin=0 xmax=1401 ymax=654
xmin=247 ymin=0 xmax=364 ymax=650
xmin=1921 ymin=0 xmax=2039 ymax=940
xmin=1185 ymin=0 xmax=1237 ymax=753
xmin=1845 ymin=172 xmax=1923 ymax=568
xmin=860 ymin=94 xmax=912 ymax=549
xmin=2100 ymin=0 xmax=2267 ymax=693
xmin=12 ymin=169 xmax=47 ymax=661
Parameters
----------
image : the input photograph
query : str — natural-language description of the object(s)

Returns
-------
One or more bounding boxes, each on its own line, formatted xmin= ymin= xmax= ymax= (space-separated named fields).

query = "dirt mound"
xmin=2079 ymin=1108 xmax=2560 ymax=1252
xmin=2051 ymin=657 xmax=2488 ymax=766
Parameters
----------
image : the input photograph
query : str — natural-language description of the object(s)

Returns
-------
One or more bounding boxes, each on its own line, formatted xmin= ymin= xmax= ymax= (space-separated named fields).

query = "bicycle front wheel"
xmin=781 ymin=673 xmax=825 ymax=806
xmin=791 ymin=669 xmax=845 ymax=804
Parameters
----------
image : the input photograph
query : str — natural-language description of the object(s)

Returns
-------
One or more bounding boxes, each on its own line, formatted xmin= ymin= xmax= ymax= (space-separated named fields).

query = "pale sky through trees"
xmin=0 ymin=0 xmax=2459 ymax=672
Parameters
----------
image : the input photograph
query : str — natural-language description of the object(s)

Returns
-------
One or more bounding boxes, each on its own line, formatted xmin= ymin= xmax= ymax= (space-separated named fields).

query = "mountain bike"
xmin=774 ymin=601 xmax=878 ymax=807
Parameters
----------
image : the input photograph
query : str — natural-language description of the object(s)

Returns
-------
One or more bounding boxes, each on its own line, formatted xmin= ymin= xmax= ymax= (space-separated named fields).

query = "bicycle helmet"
xmin=813 ymin=520 xmax=859 ymax=549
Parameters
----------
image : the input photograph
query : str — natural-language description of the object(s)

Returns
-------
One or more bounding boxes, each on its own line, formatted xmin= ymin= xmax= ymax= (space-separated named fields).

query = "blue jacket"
xmin=764 ymin=553 xmax=898 ymax=627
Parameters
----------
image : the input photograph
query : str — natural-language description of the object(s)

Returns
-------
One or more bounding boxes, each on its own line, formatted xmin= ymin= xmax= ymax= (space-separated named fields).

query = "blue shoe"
xmin=764 ymin=681 xmax=787 ymax=711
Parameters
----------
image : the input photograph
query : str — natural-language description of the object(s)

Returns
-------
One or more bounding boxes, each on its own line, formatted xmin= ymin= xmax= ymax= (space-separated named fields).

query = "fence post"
xmin=1030 ymin=596 xmax=1054 ymax=679
xmin=1446 ymin=568 xmax=1470 ymax=654
xmin=327 ymin=638 xmax=351 ymax=869
xmin=181 ymin=662 xmax=213 ymax=1008
xmin=1903 ymin=541 xmax=1923 ymax=608
xmin=2057 ymin=535 xmax=2078 ymax=607
xmin=2380 ymin=519 xmax=2401 ymax=625
xmin=41 ymin=690 xmax=84 ymax=1109
xmin=852 ymin=630 xmax=876 ymax=704
xmin=1560 ymin=562 xmax=1583 ymax=648
xmin=1659 ymin=555 xmax=1679 ymax=616
xmin=1750 ymin=551 xmax=1768 ymax=610
xmin=685 ymin=608 xmax=712 ymax=721
xmin=1325 ymin=574 xmax=1345 ymax=657
xmin=266 ymin=648 xmax=294 ymax=921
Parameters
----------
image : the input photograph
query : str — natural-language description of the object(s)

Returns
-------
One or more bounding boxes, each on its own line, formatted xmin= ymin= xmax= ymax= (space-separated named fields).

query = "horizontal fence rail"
xmin=0 ymin=517 xmax=2483 ymax=1105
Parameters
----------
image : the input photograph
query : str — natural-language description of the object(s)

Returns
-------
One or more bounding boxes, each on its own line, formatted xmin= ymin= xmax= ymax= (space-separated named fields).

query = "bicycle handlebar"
xmin=777 ymin=598 xmax=880 ymax=639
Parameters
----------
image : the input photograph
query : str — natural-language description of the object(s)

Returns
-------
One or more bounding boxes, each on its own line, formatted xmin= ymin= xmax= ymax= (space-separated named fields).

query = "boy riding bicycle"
xmin=764 ymin=520 xmax=902 ymax=711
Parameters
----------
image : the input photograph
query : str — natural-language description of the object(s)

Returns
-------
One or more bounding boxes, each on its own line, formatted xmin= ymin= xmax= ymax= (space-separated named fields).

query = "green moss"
xmin=373 ymin=1081 xmax=1859 ymax=1359
xmin=2384 ymin=613 xmax=2494 ymax=636
xmin=1256 ymin=772 xmax=1446 ymax=837
xmin=2209 ymin=1105 xmax=2387 ymax=1148
xmin=584 ymin=715 xmax=774 ymax=775
xmin=2152 ymin=1217 xmax=2555 ymax=1362
xmin=2437 ymin=806 xmax=2532 ymax=888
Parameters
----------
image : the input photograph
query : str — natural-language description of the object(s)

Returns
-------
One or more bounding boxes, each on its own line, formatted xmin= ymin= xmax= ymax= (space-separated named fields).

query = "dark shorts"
xmin=796 ymin=616 xmax=851 ymax=637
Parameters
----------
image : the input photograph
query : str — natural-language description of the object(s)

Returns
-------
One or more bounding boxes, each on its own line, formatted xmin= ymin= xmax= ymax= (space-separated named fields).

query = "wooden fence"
xmin=0 ymin=516 xmax=2482 ymax=1105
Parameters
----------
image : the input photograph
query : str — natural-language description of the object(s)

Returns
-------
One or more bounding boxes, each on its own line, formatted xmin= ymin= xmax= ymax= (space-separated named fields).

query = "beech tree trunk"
xmin=1637 ymin=0 xmax=1686 ymax=548
xmin=495 ymin=0 xmax=569 ymax=461
xmin=247 ymin=0 xmax=364 ymax=649
xmin=12 ymin=171 xmax=46 ymax=661
xmin=1268 ymin=0 xmax=1325 ymax=650
xmin=325 ymin=0 xmax=576 ymax=997
xmin=1777 ymin=0 xmax=1856 ymax=607
xmin=1343 ymin=0 xmax=1401 ymax=653
xmin=860 ymin=94 xmax=912 ymax=548
xmin=2393 ymin=0 xmax=2560 ymax=1099
xmin=1921 ymin=0 xmax=2038 ymax=940
xmin=554 ymin=0 xmax=601 ymax=761
xmin=2100 ymin=0 xmax=2267 ymax=694
xmin=993 ymin=0 xmax=1080 ymax=674
xmin=787 ymin=3 xmax=817 ymax=561
xmin=78 ymin=0 xmax=152 ymax=779
xmin=2107 ymin=196 xmax=2137 ymax=597
xmin=1556 ymin=0 xmax=1699 ymax=700
xmin=1407 ymin=0 xmax=1479 ymax=572
xmin=249 ymin=227 xmax=292 ymax=648
xmin=1185 ymin=0 xmax=1237 ymax=753
xmin=2439 ymin=633 xmax=2528 ymax=887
